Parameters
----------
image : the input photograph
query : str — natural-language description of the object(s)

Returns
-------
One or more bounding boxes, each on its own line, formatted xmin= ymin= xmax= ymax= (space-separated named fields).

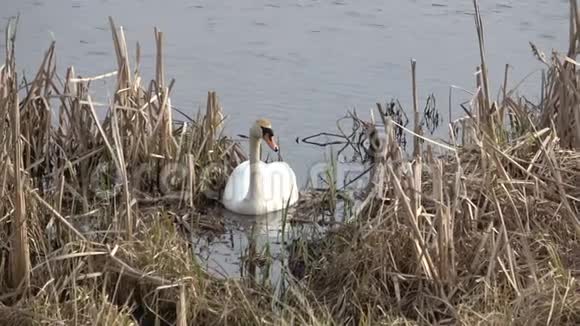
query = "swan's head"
xmin=251 ymin=118 xmax=279 ymax=152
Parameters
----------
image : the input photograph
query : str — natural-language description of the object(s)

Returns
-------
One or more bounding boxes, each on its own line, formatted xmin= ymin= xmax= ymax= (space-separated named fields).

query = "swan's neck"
xmin=247 ymin=136 xmax=262 ymax=200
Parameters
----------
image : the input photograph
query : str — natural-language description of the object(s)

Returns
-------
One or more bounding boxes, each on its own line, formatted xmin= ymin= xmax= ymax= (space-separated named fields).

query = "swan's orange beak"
xmin=264 ymin=135 xmax=279 ymax=152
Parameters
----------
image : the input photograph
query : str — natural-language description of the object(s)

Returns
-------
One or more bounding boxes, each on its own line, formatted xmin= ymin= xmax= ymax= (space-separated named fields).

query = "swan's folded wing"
xmin=222 ymin=161 xmax=250 ymax=204
xmin=262 ymin=162 xmax=299 ymax=208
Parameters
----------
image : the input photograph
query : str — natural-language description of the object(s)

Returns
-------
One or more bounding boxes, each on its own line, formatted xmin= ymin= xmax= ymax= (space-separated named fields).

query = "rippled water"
xmin=2 ymin=0 xmax=569 ymax=182
xmin=1 ymin=0 xmax=570 ymax=279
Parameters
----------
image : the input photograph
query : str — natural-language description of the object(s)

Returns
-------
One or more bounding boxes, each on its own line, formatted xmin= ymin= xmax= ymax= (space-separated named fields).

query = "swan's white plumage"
xmin=222 ymin=160 xmax=299 ymax=215
xmin=222 ymin=118 xmax=299 ymax=215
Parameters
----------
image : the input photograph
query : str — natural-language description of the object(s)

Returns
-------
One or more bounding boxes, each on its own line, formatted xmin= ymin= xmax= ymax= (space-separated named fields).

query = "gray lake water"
xmin=1 ymin=0 xmax=570 ymax=279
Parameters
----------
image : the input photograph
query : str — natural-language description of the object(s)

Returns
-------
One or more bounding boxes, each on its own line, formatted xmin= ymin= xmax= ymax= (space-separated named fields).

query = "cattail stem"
xmin=10 ymin=77 xmax=31 ymax=289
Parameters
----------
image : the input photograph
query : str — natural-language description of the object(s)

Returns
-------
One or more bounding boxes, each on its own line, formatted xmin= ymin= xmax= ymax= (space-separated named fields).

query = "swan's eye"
xmin=261 ymin=126 xmax=274 ymax=140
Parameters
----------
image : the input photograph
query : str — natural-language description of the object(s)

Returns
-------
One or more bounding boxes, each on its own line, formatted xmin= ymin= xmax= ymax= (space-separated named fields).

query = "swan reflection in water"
xmin=192 ymin=207 xmax=291 ymax=283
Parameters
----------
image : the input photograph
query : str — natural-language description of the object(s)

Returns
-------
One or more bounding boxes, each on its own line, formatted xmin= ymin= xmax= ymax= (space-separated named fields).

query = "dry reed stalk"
xmin=432 ymin=159 xmax=454 ymax=283
xmin=9 ymin=78 xmax=31 ymax=289
xmin=388 ymin=164 xmax=438 ymax=283
xmin=155 ymin=29 xmax=176 ymax=159
xmin=111 ymin=101 xmax=133 ymax=237
xmin=176 ymin=284 xmax=187 ymax=326
xmin=0 ymin=17 xmax=32 ymax=289
xmin=411 ymin=59 xmax=421 ymax=157
xmin=86 ymin=95 xmax=126 ymax=231
xmin=108 ymin=17 xmax=131 ymax=90
xmin=500 ymin=63 xmax=510 ymax=125
xmin=187 ymin=154 xmax=195 ymax=207
xmin=473 ymin=0 xmax=491 ymax=115
xmin=30 ymin=190 xmax=87 ymax=242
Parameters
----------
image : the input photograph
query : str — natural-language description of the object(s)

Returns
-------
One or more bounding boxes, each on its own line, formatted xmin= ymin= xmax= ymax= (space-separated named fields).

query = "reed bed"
xmin=1 ymin=0 xmax=580 ymax=325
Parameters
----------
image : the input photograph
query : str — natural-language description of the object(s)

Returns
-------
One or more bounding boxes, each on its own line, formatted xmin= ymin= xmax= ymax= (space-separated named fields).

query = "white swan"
xmin=222 ymin=119 xmax=299 ymax=215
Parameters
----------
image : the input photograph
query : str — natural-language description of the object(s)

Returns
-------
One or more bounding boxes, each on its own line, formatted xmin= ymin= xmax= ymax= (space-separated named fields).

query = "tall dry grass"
xmin=0 ymin=0 xmax=579 ymax=325
xmin=296 ymin=1 xmax=580 ymax=324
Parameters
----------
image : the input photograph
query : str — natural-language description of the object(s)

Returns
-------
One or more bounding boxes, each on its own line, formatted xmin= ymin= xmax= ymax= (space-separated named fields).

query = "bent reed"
xmin=1 ymin=1 xmax=580 ymax=325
